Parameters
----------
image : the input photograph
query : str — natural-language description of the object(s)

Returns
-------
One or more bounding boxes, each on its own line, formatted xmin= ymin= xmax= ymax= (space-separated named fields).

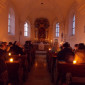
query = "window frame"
xmin=8 ymin=8 xmax=15 ymax=35
xmin=24 ymin=22 xmax=29 ymax=37
xmin=56 ymin=23 xmax=59 ymax=37
xmin=8 ymin=13 xmax=11 ymax=34
xmin=72 ymin=15 xmax=75 ymax=35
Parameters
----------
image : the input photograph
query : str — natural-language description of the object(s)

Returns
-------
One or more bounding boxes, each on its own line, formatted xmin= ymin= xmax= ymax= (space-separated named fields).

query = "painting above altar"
xmin=35 ymin=18 xmax=49 ymax=42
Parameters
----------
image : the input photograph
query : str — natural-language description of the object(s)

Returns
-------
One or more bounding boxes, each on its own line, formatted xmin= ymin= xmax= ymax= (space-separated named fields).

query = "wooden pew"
xmin=57 ymin=62 xmax=85 ymax=85
xmin=8 ymin=54 xmax=28 ymax=81
xmin=0 ymin=70 xmax=8 ymax=85
xmin=5 ymin=60 xmax=23 ymax=85
xmin=0 ymin=59 xmax=8 ymax=85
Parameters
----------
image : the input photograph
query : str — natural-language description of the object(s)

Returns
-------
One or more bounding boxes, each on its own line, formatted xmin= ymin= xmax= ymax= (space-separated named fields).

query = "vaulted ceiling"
xmin=9 ymin=0 xmax=85 ymax=22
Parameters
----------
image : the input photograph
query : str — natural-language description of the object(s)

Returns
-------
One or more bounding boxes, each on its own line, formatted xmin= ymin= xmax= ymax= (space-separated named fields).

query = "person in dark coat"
xmin=10 ymin=41 xmax=24 ymax=55
xmin=57 ymin=42 xmax=74 ymax=62
xmin=56 ymin=42 xmax=74 ymax=85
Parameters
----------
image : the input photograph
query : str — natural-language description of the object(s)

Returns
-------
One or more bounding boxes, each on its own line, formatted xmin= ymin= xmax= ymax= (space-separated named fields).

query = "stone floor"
xmin=24 ymin=55 xmax=53 ymax=85
xmin=24 ymin=55 xmax=85 ymax=85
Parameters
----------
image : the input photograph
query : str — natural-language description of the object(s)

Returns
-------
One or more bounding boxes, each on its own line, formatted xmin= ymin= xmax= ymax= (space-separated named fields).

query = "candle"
xmin=8 ymin=53 xmax=11 ymax=56
xmin=49 ymin=48 xmax=51 ymax=51
xmin=51 ymin=40 xmax=52 ymax=43
xmin=9 ymin=58 xmax=13 ymax=63
xmin=35 ymin=62 xmax=38 ymax=67
xmin=73 ymin=60 xmax=77 ymax=64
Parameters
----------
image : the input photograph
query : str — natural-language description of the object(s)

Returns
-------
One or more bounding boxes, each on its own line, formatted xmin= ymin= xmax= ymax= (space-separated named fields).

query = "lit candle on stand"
xmin=8 ymin=53 xmax=11 ymax=56
xmin=73 ymin=60 xmax=77 ymax=64
xmin=9 ymin=58 xmax=14 ymax=63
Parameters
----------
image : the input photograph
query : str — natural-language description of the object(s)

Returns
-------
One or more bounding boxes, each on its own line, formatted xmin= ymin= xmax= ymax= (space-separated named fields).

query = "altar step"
xmin=35 ymin=51 xmax=47 ymax=61
xmin=35 ymin=51 xmax=47 ymax=55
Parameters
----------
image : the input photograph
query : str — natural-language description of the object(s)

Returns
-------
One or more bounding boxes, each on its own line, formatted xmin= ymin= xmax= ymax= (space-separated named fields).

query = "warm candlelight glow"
xmin=35 ymin=62 xmax=38 ymax=67
xmin=9 ymin=53 xmax=11 ymax=56
xmin=49 ymin=48 xmax=51 ymax=51
xmin=60 ymin=42 xmax=64 ymax=45
xmin=19 ymin=54 xmax=21 ymax=56
xmin=51 ymin=40 xmax=52 ymax=43
xmin=73 ymin=60 xmax=77 ymax=64
xmin=9 ymin=58 xmax=13 ymax=63
xmin=44 ymin=63 xmax=46 ymax=67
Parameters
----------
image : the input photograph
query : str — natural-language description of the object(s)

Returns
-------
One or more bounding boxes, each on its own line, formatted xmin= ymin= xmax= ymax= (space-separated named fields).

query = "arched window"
xmin=8 ymin=13 xmax=11 ymax=33
xmin=24 ymin=22 xmax=30 ymax=37
xmin=56 ymin=23 xmax=59 ymax=37
xmin=8 ymin=8 xmax=15 ymax=35
xmin=72 ymin=15 xmax=75 ymax=35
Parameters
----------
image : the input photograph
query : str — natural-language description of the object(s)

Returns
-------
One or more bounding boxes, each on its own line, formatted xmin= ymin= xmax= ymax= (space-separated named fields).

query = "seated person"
xmin=51 ymin=42 xmax=60 ymax=53
xmin=57 ymin=42 xmax=74 ymax=63
xmin=73 ymin=44 xmax=79 ymax=53
xmin=74 ymin=43 xmax=85 ymax=63
xmin=56 ymin=42 xmax=74 ymax=85
xmin=0 ymin=45 xmax=7 ymax=61
xmin=10 ymin=41 xmax=24 ymax=55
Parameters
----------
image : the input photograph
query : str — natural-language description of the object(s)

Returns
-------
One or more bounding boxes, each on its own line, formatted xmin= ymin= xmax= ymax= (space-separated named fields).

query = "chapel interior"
xmin=1 ymin=0 xmax=85 ymax=85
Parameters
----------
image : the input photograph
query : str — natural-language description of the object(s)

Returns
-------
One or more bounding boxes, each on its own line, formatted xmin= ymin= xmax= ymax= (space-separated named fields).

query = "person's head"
xmin=9 ymin=42 xmax=12 ymax=45
xmin=2 ymin=42 xmax=7 ymax=46
xmin=28 ymin=41 xmax=31 ymax=44
xmin=63 ymin=42 xmax=70 ymax=48
xmin=25 ymin=41 xmax=29 ymax=44
xmin=0 ymin=44 xmax=6 ymax=50
xmin=78 ymin=43 xmax=85 ymax=50
xmin=74 ymin=44 xmax=78 ymax=50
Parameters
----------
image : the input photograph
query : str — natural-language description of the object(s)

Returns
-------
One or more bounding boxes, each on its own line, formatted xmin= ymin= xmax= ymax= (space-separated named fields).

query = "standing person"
xmin=24 ymin=41 xmax=33 ymax=71
xmin=51 ymin=42 xmax=60 ymax=82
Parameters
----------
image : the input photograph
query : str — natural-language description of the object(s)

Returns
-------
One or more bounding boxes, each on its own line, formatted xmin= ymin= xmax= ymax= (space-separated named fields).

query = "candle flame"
xmin=60 ymin=42 xmax=64 ymax=45
xmin=73 ymin=60 xmax=77 ymax=64
xmin=9 ymin=53 xmax=11 ymax=56
xmin=9 ymin=58 xmax=13 ymax=63
xmin=35 ymin=62 xmax=38 ymax=67
xmin=49 ymin=48 xmax=51 ymax=51
xmin=51 ymin=40 xmax=52 ymax=43
xmin=19 ymin=54 xmax=21 ymax=56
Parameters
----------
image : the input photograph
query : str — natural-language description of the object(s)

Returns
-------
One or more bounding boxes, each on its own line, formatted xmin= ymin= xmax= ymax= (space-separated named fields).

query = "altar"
xmin=33 ymin=42 xmax=49 ymax=51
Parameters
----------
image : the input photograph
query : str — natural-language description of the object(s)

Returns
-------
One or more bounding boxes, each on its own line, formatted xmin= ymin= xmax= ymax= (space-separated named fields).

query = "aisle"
xmin=24 ymin=55 xmax=53 ymax=85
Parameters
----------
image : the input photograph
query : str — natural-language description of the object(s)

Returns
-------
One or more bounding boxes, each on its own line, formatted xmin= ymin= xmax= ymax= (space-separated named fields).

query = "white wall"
xmin=19 ymin=18 xmax=64 ymax=45
xmin=2 ymin=0 xmax=84 ymax=46
xmin=65 ymin=2 xmax=85 ymax=48
xmin=0 ymin=1 xmax=20 ymax=44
